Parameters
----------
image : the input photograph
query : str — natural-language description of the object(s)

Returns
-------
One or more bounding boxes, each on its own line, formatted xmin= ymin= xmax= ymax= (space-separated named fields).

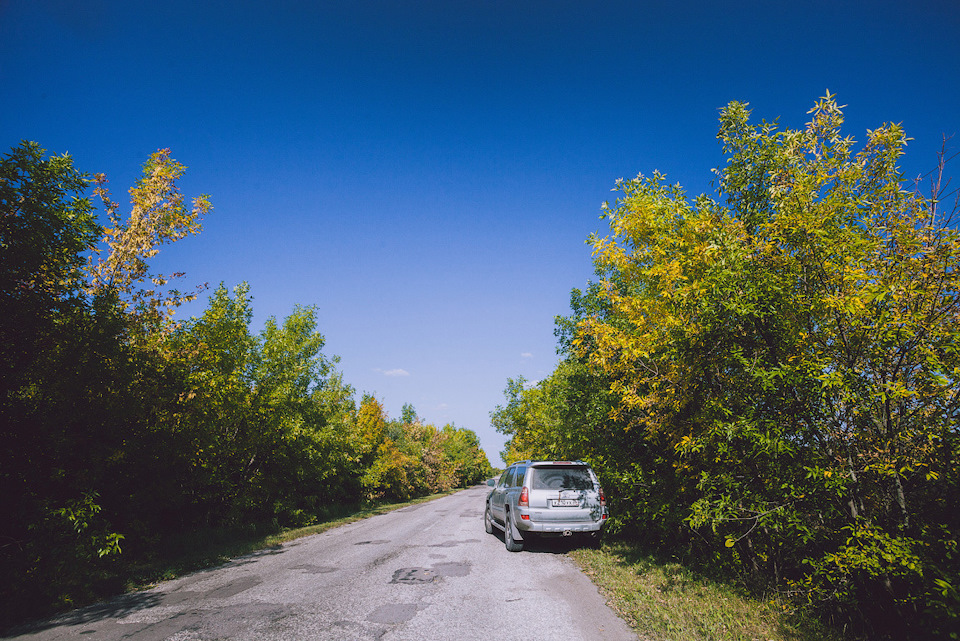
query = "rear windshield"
xmin=531 ymin=466 xmax=593 ymax=490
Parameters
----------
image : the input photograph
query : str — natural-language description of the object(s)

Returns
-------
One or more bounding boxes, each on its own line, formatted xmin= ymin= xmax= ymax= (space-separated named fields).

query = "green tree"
xmin=401 ymin=402 xmax=418 ymax=424
xmin=0 ymin=143 xmax=123 ymax=623
xmin=164 ymin=283 xmax=257 ymax=524
xmin=0 ymin=141 xmax=100 ymax=395
xmin=249 ymin=304 xmax=341 ymax=524
xmin=167 ymin=284 xmax=362 ymax=526
xmin=437 ymin=424 xmax=494 ymax=487
xmin=572 ymin=95 xmax=960 ymax=636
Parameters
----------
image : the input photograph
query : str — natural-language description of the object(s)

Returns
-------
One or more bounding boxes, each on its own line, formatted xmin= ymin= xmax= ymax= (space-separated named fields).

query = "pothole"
xmin=389 ymin=561 xmax=472 ymax=584
xmin=391 ymin=568 xmax=437 ymax=584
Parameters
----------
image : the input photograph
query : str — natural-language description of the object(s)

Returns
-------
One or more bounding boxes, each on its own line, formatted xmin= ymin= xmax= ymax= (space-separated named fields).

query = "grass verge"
xmin=568 ymin=540 xmax=846 ymax=641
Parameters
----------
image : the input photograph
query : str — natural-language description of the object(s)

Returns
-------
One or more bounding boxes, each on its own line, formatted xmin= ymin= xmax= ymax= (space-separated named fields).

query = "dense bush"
xmin=493 ymin=96 xmax=960 ymax=639
xmin=0 ymin=143 xmax=492 ymax=627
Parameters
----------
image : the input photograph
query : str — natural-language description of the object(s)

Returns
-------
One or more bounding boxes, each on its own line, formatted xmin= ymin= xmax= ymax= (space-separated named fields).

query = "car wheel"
xmin=504 ymin=511 xmax=523 ymax=552
xmin=484 ymin=504 xmax=494 ymax=534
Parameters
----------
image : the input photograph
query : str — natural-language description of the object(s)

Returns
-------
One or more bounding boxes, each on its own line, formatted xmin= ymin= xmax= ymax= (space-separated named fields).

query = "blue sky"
xmin=3 ymin=1 xmax=958 ymax=465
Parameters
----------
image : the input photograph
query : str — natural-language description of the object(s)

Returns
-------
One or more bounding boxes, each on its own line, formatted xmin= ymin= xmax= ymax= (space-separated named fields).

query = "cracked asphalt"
xmin=5 ymin=485 xmax=637 ymax=640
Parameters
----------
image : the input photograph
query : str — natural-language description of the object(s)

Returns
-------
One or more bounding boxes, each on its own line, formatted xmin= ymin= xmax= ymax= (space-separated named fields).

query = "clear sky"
xmin=3 ymin=0 xmax=958 ymax=465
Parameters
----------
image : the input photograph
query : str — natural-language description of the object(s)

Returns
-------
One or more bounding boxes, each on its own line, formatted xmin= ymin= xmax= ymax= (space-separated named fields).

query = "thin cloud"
xmin=521 ymin=352 xmax=533 ymax=359
xmin=379 ymin=368 xmax=410 ymax=377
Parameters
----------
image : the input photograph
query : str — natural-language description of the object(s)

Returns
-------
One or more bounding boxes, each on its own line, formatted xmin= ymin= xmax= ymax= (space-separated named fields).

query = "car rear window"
xmin=531 ymin=466 xmax=593 ymax=490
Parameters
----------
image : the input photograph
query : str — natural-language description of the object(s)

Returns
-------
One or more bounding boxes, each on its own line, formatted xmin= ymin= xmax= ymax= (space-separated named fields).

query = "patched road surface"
xmin=6 ymin=486 xmax=637 ymax=640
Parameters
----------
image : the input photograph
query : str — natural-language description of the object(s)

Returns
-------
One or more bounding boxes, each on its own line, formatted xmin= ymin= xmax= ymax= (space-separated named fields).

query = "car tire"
xmin=504 ymin=511 xmax=523 ymax=552
xmin=484 ymin=504 xmax=494 ymax=534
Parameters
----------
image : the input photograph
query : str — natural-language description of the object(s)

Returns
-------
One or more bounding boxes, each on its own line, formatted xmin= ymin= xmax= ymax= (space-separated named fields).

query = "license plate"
xmin=551 ymin=499 xmax=580 ymax=507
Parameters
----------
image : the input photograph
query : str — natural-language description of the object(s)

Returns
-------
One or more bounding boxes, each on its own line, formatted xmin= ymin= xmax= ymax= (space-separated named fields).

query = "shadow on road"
xmin=6 ymin=547 xmax=285 ymax=637
xmin=225 ymin=545 xmax=285 ymax=567
xmin=490 ymin=528 xmax=596 ymax=555
xmin=6 ymin=591 xmax=163 ymax=636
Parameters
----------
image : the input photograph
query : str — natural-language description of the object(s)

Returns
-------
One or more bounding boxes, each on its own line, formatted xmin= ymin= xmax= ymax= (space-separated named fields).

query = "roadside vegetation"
xmin=570 ymin=543 xmax=844 ymax=641
xmin=494 ymin=95 xmax=960 ymax=639
xmin=0 ymin=142 xmax=492 ymax=629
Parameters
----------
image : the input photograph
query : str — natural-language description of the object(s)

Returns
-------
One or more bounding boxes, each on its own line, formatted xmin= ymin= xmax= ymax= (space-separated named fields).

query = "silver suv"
xmin=484 ymin=460 xmax=608 ymax=552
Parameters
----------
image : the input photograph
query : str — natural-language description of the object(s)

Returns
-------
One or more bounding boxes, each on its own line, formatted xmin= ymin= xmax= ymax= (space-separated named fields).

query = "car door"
xmin=490 ymin=466 xmax=514 ymax=521
xmin=511 ymin=465 xmax=528 ymax=508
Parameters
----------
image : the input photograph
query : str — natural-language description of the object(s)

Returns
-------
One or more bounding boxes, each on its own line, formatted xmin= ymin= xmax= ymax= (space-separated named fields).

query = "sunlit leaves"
xmin=564 ymin=94 xmax=960 ymax=635
xmin=85 ymin=149 xmax=211 ymax=333
xmin=1 ymin=142 xmax=492 ymax=626
xmin=363 ymin=402 xmax=492 ymax=500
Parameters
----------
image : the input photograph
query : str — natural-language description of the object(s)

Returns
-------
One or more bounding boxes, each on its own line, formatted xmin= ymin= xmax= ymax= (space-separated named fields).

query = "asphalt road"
xmin=6 ymin=485 xmax=638 ymax=641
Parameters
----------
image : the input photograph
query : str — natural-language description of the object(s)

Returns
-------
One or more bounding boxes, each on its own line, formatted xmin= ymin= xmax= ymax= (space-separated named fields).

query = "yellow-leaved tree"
xmin=86 ymin=149 xmax=211 ymax=339
xmin=569 ymin=94 xmax=960 ymax=637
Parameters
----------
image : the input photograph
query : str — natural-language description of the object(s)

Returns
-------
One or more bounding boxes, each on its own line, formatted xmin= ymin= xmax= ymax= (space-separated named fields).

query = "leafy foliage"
xmin=0 ymin=143 xmax=491 ymax=629
xmin=494 ymin=95 xmax=960 ymax=638
xmin=362 ymin=401 xmax=493 ymax=500
xmin=0 ymin=143 xmax=143 ymax=619
xmin=86 ymin=149 xmax=211 ymax=334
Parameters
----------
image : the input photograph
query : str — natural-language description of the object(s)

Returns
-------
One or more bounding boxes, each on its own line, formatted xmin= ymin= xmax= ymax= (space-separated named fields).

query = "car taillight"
xmin=599 ymin=486 xmax=606 ymax=506
xmin=519 ymin=487 xmax=529 ymax=507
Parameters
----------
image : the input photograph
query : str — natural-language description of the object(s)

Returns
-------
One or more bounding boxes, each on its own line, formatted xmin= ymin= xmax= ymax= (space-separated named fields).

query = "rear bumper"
xmin=514 ymin=508 xmax=608 ymax=534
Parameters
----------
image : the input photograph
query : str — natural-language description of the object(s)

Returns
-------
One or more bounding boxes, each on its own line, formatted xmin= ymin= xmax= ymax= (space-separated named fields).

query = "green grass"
xmin=569 ymin=541 xmax=847 ymax=641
